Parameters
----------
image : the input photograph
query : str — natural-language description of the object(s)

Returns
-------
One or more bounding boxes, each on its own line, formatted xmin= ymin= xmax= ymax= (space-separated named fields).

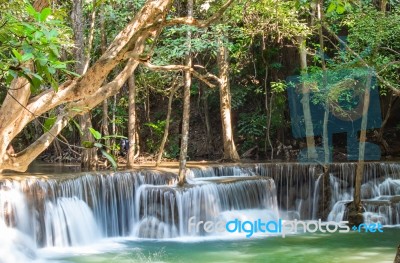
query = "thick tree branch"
xmin=165 ymin=0 xmax=235 ymax=27
xmin=8 ymin=59 xmax=139 ymax=171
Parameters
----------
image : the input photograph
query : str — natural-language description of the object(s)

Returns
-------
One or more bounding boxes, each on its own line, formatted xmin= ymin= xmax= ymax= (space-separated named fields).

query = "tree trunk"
xmin=261 ymin=36 xmax=274 ymax=160
xmin=157 ymin=80 xmax=180 ymax=166
xmin=217 ymin=37 xmax=240 ymax=162
xmin=202 ymin=87 xmax=213 ymax=157
xmin=72 ymin=0 xmax=98 ymax=170
xmin=298 ymin=36 xmax=318 ymax=160
xmin=318 ymin=0 xmax=331 ymax=220
xmin=349 ymin=74 xmax=372 ymax=226
xmin=127 ymin=74 xmax=136 ymax=168
xmin=100 ymin=6 xmax=110 ymax=150
xmin=178 ymin=0 xmax=193 ymax=186
xmin=110 ymin=94 xmax=117 ymax=156
xmin=377 ymin=94 xmax=393 ymax=153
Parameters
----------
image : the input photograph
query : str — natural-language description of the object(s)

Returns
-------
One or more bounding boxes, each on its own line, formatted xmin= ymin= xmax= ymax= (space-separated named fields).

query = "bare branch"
xmin=165 ymin=0 xmax=235 ymax=27
xmin=193 ymin=64 xmax=221 ymax=84
xmin=380 ymin=47 xmax=400 ymax=56
xmin=141 ymin=62 xmax=190 ymax=71
xmin=141 ymin=62 xmax=219 ymax=88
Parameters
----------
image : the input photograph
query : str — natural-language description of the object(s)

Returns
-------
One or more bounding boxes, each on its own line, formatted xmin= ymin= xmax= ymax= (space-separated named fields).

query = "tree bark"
xmin=202 ymin=86 xmax=213 ymax=157
xmin=316 ymin=0 xmax=331 ymax=220
xmin=127 ymin=74 xmax=136 ymax=168
xmin=72 ymin=0 xmax=98 ymax=170
xmin=298 ymin=36 xmax=318 ymax=161
xmin=178 ymin=0 xmax=193 ymax=186
xmin=100 ymin=7 xmax=110 ymax=150
xmin=217 ymin=37 xmax=240 ymax=162
xmin=349 ymin=74 xmax=372 ymax=226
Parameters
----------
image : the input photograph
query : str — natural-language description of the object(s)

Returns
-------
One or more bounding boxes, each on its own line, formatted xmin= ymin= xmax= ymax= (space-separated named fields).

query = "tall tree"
xmin=127 ymin=73 xmax=137 ymax=167
xmin=349 ymin=73 xmax=372 ymax=226
xmin=217 ymin=37 xmax=240 ymax=162
xmin=298 ymin=36 xmax=318 ymax=161
xmin=71 ymin=0 xmax=98 ymax=169
xmin=178 ymin=0 xmax=193 ymax=186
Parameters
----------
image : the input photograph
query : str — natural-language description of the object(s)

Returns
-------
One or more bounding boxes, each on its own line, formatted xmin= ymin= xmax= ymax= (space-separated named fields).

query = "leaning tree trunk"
xmin=127 ymin=74 xmax=137 ymax=168
xmin=217 ymin=37 xmax=240 ymax=162
xmin=178 ymin=0 xmax=193 ymax=186
xmin=72 ymin=0 xmax=98 ymax=169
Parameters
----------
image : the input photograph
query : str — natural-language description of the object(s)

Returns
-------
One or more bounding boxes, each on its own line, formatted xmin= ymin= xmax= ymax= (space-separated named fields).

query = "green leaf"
xmin=21 ymin=53 xmax=34 ymax=62
xmin=47 ymin=66 xmax=56 ymax=74
xmin=12 ymin=49 xmax=22 ymax=61
xmin=89 ymin=127 xmax=102 ymax=140
xmin=40 ymin=8 xmax=52 ymax=22
xmin=26 ymin=4 xmax=37 ymax=18
xmin=327 ymin=3 xmax=336 ymax=14
xmin=82 ymin=141 xmax=94 ymax=148
xmin=336 ymin=5 xmax=345 ymax=14
xmin=43 ymin=116 xmax=56 ymax=132
xmin=100 ymin=149 xmax=117 ymax=171
xmin=71 ymin=119 xmax=83 ymax=135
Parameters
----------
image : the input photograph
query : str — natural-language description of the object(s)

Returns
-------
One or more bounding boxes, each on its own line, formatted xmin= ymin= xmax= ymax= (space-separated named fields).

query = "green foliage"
xmin=326 ymin=0 xmax=352 ymax=15
xmin=327 ymin=5 xmax=400 ymax=93
xmin=0 ymin=1 xmax=73 ymax=92
xmin=82 ymin=127 xmax=127 ymax=170
xmin=144 ymin=120 xmax=166 ymax=153
xmin=238 ymin=112 xmax=267 ymax=150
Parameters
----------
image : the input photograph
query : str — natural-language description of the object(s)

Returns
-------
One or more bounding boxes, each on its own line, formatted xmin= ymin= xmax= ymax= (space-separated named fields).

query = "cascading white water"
xmin=0 ymin=181 xmax=38 ymax=263
xmin=44 ymin=197 xmax=100 ymax=247
xmin=189 ymin=163 xmax=400 ymax=225
xmin=0 ymin=162 xmax=399 ymax=258
xmin=133 ymin=177 xmax=279 ymax=238
xmin=0 ymin=170 xmax=177 ymax=250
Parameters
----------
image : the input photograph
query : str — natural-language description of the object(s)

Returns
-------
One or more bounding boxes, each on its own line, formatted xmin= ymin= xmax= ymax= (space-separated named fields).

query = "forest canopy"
xmin=0 ymin=0 xmax=399 ymax=176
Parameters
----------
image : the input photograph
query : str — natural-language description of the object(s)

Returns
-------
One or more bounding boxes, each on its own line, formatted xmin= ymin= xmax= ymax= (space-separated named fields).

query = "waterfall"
xmin=189 ymin=163 xmax=400 ymax=225
xmin=0 ymin=181 xmax=38 ymax=263
xmin=0 ymin=162 xmax=399 ymax=254
xmin=44 ymin=197 xmax=100 ymax=247
xmin=133 ymin=177 xmax=278 ymax=238
xmin=0 ymin=170 xmax=177 ymax=249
